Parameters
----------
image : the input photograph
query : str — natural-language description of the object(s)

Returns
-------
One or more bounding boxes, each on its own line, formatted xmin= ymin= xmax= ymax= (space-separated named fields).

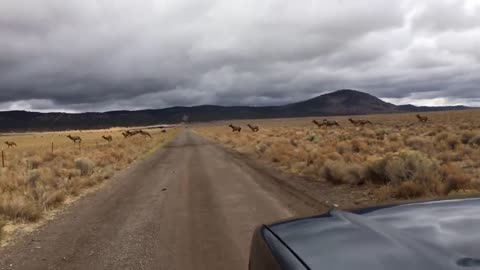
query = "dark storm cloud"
xmin=0 ymin=0 xmax=480 ymax=112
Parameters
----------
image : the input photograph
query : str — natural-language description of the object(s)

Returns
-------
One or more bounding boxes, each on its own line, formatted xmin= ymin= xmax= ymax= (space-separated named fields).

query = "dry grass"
xmin=0 ymin=127 xmax=177 ymax=239
xmin=195 ymin=109 xmax=480 ymax=205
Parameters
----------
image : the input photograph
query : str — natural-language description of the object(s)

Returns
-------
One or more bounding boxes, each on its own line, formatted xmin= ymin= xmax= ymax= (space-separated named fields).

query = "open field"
xmin=195 ymin=110 xmax=480 ymax=205
xmin=0 ymin=127 xmax=177 ymax=242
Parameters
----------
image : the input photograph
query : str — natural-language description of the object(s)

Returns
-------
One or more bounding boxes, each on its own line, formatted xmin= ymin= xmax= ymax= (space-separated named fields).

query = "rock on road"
xmin=0 ymin=130 xmax=313 ymax=270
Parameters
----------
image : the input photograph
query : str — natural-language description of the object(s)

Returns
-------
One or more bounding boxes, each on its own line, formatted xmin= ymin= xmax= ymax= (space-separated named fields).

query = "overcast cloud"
xmin=1 ymin=0 xmax=480 ymax=112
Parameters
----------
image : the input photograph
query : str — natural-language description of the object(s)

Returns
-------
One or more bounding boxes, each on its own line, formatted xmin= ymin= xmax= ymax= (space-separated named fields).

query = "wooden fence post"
xmin=2 ymin=150 xmax=4 ymax=168
xmin=51 ymin=142 xmax=54 ymax=154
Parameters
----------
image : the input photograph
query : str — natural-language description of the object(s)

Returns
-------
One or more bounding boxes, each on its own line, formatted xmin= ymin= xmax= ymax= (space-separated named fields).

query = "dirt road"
xmin=0 ymin=130 xmax=323 ymax=270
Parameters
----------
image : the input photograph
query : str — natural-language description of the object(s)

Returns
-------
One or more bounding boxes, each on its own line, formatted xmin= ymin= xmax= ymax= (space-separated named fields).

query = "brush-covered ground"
xmin=0 ymin=127 xmax=177 ymax=242
xmin=196 ymin=110 xmax=480 ymax=208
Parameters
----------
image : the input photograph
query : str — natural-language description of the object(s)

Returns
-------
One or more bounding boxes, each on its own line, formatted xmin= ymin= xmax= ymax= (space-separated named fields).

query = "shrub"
xmin=388 ymin=134 xmax=401 ymax=142
xmin=435 ymin=132 xmax=449 ymax=142
xmin=459 ymin=123 xmax=471 ymax=130
xmin=41 ymin=190 xmax=66 ymax=209
xmin=469 ymin=135 xmax=480 ymax=146
xmin=394 ymin=180 xmax=425 ymax=199
xmin=361 ymin=129 xmax=376 ymax=139
xmin=461 ymin=132 xmax=476 ymax=144
xmin=440 ymin=164 xmax=471 ymax=194
xmin=27 ymin=158 xmax=42 ymax=170
xmin=42 ymin=153 xmax=56 ymax=163
xmin=0 ymin=219 xmax=5 ymax=239
xmin=375 ymin=129 xmax=389 ymax=140
xmin=351 ymin=140 xmax=367 ymax=153
xmin=75 ymin=158 xmax=95 ymax=177
xmin=446 ymin=136 xmax=460 ymax=150
xmin=367 ymin=150 xmax=438 ymax=185
xmin=405 ymin=136 xmax=430 ymax=151
xmin=0 ymin=195 xmax=41 ymax=221
xmin=26 ymin=170 xmax=41 ymax=186
xmin=255 ymin=143 xmax=268 ymax=154
xmin=321 ymin=160 xmax=366 ymax=185
xmin=336 ymin=141 xmax=350 ymax=155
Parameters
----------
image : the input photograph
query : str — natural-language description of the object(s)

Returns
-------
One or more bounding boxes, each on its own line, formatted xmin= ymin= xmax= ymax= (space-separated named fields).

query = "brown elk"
xmin=229 ymin=124 xmax=241 ymax=132
xmin=4 ymin=141 xmax=17 ymax=148
xmin=124 ymin=129 xmax=151 ymax=138
xmin=416 ymin=114 xmax=428 ymax=123
xmin=124 ymin=130 xmax=140 ymax=137
xmin=323 ymin=119 xmax=340 ymax=127
xmin=349 ymin=118 xmax=373 ymax=126
xmin=247 ymin=124 xmax=259 ymax=132
xmin=139 ymin=130 xmax=152 ymax=138
xmin=312 ymin=120 xmax=325 ymax=128
xmin=67 ymin=135 xmax=82 ymax=144
xmin=102 ymin=135 xmax=113 ymax=142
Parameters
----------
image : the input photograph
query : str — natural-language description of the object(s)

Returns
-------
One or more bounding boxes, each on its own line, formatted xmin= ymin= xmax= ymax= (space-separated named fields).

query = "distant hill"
xmin=0 ymin=89 xmax=471 ymax=132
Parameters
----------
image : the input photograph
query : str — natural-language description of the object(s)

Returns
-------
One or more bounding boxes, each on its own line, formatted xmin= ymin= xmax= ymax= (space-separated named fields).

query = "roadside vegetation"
xmin=0 ymin=128 xmax=176 ymax=240
xmin=196 ymin=110 xmax=480 ymax=205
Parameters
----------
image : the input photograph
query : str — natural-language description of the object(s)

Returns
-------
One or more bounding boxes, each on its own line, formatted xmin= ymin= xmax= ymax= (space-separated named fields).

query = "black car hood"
xmin=268 ymin=198 xmax=480 ymax=270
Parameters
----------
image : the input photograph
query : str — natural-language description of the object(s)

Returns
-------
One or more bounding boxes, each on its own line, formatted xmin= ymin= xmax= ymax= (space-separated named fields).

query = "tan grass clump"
xmin=394 ymin=180 xmax=425 ymax=199
xmin=321 ymin=160 xmax=366 ymax=185
xmin=75 ymin=158 xmax=95 ymax=176
xmin=367 ymin=150 xmax=438 ymax=185
xmin=0 ymin=219 xmax=5 ymax=239
xmin=439 ymin=164 xmax=471 ymax=194
xmin=469 ymin=135 xmax=480 ymax=146
xmin=0 ymin=194 xmax=42 ymax=221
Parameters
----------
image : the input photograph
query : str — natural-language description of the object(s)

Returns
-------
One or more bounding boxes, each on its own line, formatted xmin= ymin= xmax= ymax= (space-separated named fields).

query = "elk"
xmin=123 ymin=129 xmax=151 ymax=138
xmin=323 ymin=119 xmax=340 ymax=127
xmin=247 ymin=124 xmax=259 ymax=132
xmin=139 ymin=130 xmax=152 ymax=138
xmin=4 ymin=141 xmax=17 ymax=148
xmin=349 ymin=118 xmax=373 ymax=126
xmin=67 ymin=135 xmax=82 ymax=144
xmin=124 ymin=130 xmax=140 ymax=137
xmin=102 ymin=135 xmax=113 ymax=142
xmin=312 ymin=120 xmax=325 ymax=128
xmin=229 ymin=124 xmax=241 ymax=132
xmin=416 ymin=114 xmax=428 ymax=123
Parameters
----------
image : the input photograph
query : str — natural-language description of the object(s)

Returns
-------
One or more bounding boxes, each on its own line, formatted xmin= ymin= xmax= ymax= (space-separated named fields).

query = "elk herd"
xmin=1 ymin=128 xmax=166 ymax=150
xmin=65 ymin=129 xmax=153 ymax=145
xmin=227 ymin=114 xmax=429 ymax=132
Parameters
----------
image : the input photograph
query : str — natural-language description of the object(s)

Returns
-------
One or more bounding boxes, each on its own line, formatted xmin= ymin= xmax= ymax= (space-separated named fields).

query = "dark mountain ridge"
xmin=0 ymin=89 xmax=470 ymax=132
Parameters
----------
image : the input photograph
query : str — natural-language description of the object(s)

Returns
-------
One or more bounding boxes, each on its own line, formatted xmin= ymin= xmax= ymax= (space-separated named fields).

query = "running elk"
xmin=123 ymin=129 xmax=152 ymax=138
xmin=139 ymin=130 xmax=152 ymax=138
xmin=416 ymin=114 xmax=428 ymax=123
xmin=323 ymin=119 xmax=340 ymax=127
xmin=229 ymin=124 xmax=241 ymax=132
xmin=312 ymin=120 xmax=325 ymax=128
xmin=102 ymin=135 xmax=113 ymax=142
xmin=67 ymin=135 xmax=82 ymax=144
xmin=4 ymin=141 xmax=17 ymax=148
xmin=247 ymin=124 xmax=259 ymax=132
xmin=349 ymin=118 xmax=373 ymax=126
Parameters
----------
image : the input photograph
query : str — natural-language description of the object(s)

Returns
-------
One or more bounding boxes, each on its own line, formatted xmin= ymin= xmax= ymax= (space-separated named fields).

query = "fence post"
xmin=51 ymin=142 xmax=54 ymax=154
xmin=2 ymin=150 xmax=4 ymax=168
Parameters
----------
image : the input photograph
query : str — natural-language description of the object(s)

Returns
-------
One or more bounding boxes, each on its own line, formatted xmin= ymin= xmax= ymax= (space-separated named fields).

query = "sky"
xmin=1 ymin=0 xmax=480 ymax=112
